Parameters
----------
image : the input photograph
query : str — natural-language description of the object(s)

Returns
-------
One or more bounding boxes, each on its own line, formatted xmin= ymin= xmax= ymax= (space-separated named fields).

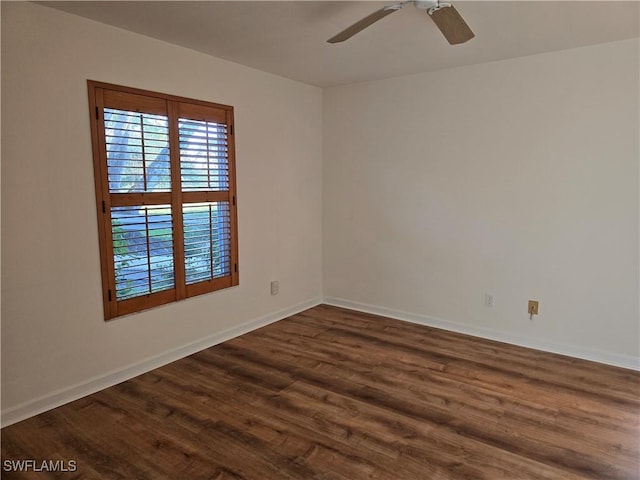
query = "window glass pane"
xmin=105 ymin=108 xmax=171 ymax=193
xmin=179 ymin=119 xmax=229 ymax=192
xmin=183 ymin=202 xmax=231 ymax=285
xmin=111 ymin=205 xmax=175 ymax=300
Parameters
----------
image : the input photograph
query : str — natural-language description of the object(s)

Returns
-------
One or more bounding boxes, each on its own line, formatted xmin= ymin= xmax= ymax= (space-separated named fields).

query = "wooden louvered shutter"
xmin=89 ymin=81 xmax=238 ymax=320
xmin=177 ymin=103 xmax=236 ymax=298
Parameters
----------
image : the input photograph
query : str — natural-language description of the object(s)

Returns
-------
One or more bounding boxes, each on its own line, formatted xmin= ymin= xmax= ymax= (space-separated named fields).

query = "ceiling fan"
xmin=327 ymin=0 xmax=475 ymax=45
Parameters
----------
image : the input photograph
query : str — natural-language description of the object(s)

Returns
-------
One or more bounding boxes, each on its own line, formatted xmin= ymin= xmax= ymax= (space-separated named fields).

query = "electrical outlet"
xmin=485 ymin=294 xmax=495 ymax=307
xmin=270 ymin=280 xmax=279 ymax=296
xmin=528 ymin=300 xmax=539 ymax=317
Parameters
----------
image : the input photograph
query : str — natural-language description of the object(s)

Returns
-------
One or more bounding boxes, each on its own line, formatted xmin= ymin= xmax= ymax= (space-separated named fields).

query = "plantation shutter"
xmin=89 ymin=82 xmax=238 ymax=320
xmin=177 ymin=104 xmax=234 ymax=297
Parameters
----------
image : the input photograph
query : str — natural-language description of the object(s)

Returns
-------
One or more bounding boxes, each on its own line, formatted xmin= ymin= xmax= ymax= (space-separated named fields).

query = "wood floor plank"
xmin=2 ymin=305 xmax=638 ymax=479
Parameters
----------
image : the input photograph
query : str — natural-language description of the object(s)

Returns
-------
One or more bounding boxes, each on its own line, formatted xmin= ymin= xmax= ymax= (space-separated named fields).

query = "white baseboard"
xmin=1 ymin=297 xmax=322 ymax=428
xmin=323 ymin=296 xmax=640 ymax=371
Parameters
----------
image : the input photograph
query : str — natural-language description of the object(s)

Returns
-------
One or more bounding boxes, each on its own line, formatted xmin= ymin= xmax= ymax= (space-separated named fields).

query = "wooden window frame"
xmin=88 ymin=80 xmax=239 ymax=320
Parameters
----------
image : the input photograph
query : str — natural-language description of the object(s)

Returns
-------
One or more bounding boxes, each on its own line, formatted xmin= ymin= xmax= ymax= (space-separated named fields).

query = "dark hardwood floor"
xmin=2 ymin=305 xmax=639 ymax=479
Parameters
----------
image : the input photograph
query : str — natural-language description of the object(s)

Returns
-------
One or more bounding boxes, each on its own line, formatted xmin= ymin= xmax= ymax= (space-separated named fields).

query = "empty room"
xmin=1 ymin=1 xmax=639 ymax=478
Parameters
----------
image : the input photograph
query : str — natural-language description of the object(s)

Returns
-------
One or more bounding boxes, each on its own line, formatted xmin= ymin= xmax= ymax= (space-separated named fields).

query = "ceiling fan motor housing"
xmin=415 ymin=0 xmax=452 ymax=13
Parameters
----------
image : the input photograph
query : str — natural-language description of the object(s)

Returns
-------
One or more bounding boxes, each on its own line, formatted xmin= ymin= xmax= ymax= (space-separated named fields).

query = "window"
xmin=88 ymin=81 xmax=238 ymax=319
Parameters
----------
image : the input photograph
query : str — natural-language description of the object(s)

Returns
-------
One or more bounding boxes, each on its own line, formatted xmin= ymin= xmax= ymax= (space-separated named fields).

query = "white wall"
xmin=1 ymin=2 xmax=322 ymax=423
xmin=323 ymin=38 xmax=639 ymax=368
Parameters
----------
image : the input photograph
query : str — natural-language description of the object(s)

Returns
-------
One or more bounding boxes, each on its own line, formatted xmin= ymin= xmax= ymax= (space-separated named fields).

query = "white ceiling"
xmin=41 ymin=1 xmax=639 ymax=87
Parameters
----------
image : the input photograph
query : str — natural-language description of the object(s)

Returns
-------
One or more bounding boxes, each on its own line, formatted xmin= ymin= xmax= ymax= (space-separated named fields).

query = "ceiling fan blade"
xmin=327 ymin=7 xmax=400 ymax=43
xmin=428 ymin=4 xmax=474 ymax=45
